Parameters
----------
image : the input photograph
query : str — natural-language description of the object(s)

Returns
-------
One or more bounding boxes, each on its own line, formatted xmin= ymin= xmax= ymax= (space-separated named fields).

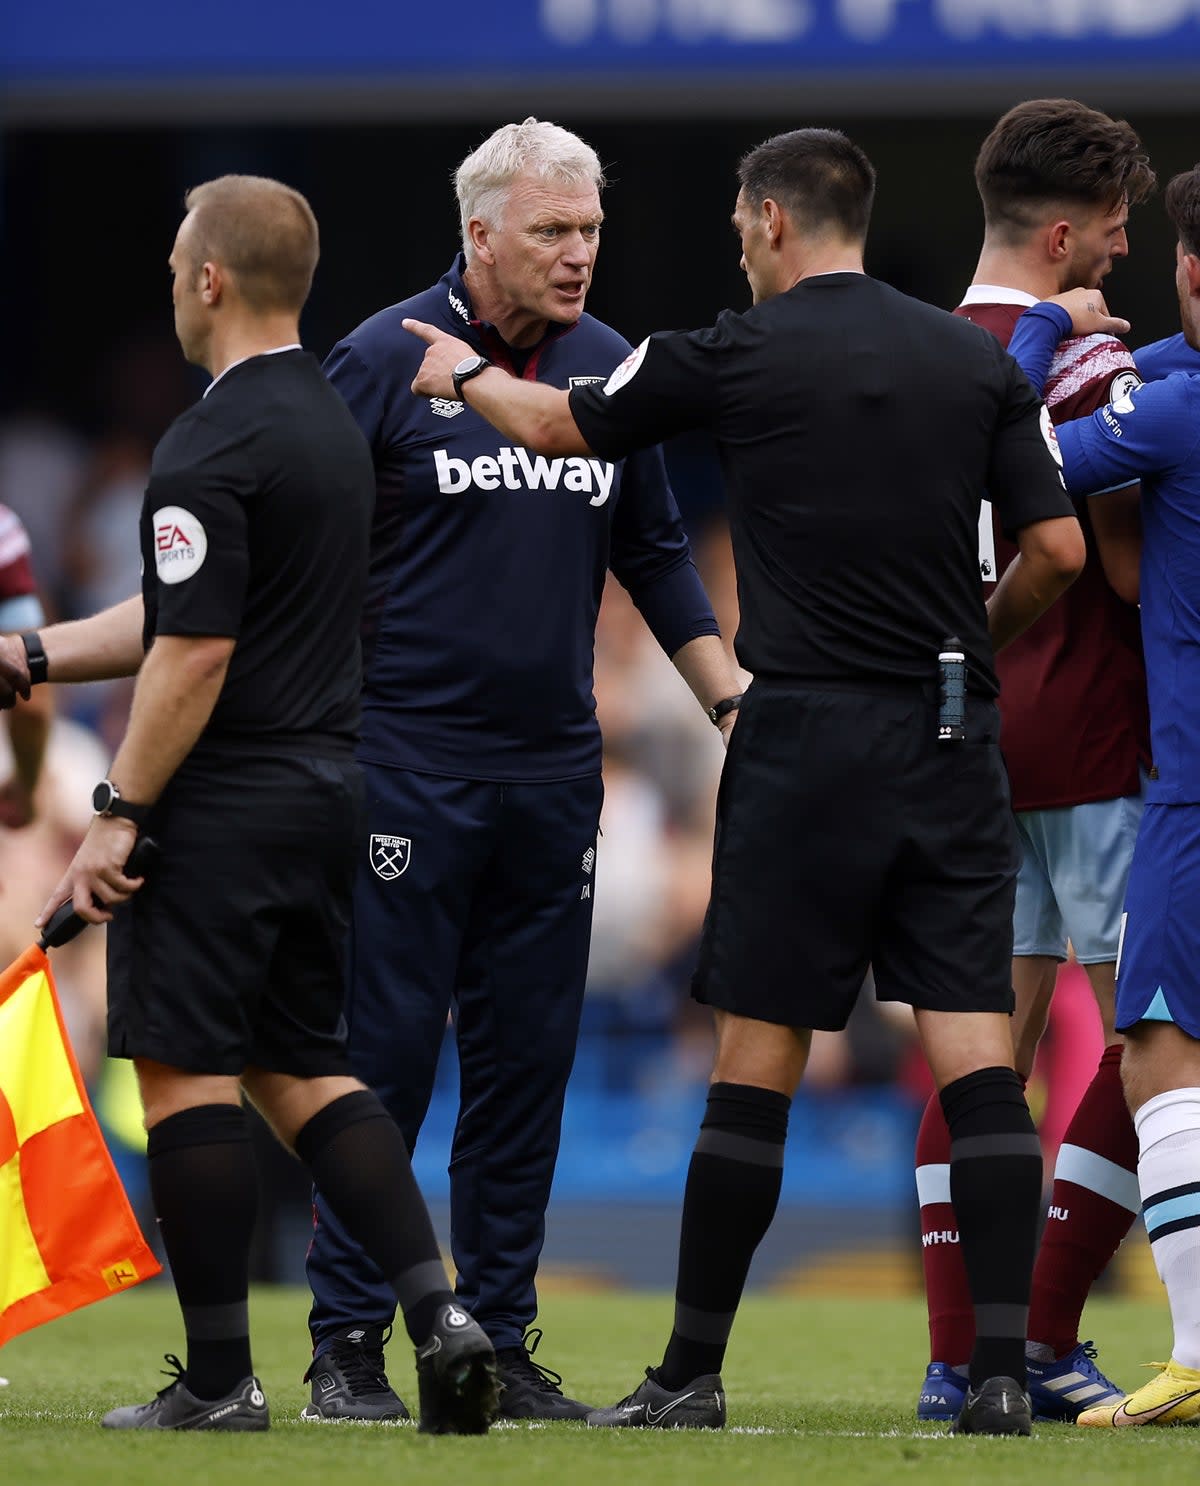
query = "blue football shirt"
xmin=1010 ymin=306 xmax=1200 ymax=803
xmin=1136 ymin=332 xmax=1200 ymax=382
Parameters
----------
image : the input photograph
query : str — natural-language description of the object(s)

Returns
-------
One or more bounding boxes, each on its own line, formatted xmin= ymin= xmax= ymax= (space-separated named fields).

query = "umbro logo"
xmin=430 ymin=397 xmax=464 ymax=419
xmin=582 ymin=846 xmax=595 ymax=875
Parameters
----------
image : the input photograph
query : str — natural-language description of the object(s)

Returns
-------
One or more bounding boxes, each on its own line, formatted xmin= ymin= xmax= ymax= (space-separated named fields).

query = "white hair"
xmin=455 ymin=118 xmax=605 ymax=261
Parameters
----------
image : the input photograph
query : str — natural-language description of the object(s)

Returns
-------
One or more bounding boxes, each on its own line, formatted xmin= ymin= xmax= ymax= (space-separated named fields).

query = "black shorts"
xmin=693 ymin=682 xmax=1018 ymax=1031
xmin=107 ymin=752 xmax=363 ymax=1076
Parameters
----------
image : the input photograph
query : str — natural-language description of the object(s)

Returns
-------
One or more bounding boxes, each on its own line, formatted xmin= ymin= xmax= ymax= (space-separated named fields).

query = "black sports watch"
xmin=92 ymin=779 xmax=151 ymax=828
xmin=708 ymin=694 xmax=744 ymax=726
xmin=21 ymin=631 xmax=48 ymax=686
xmin=452 ymin=354 xmax=492 ymax=400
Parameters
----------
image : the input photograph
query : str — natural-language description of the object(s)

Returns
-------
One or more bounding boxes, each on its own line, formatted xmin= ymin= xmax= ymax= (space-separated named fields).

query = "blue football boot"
xmin=917 ymin=1361 xmax=968 ymax=1421
xmin=1026 ymin=1340 xmax=1124 ymax=1422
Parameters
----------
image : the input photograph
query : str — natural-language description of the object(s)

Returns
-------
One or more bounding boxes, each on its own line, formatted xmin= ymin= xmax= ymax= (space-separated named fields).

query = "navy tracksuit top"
xmin=323 ymin=256 xmax=719 ymax=783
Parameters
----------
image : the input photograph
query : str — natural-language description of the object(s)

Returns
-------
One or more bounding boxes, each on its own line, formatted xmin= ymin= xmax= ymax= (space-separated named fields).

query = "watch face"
xmin=453 ymin=355 xmax=484 ymax=377
xmin=92 ymin=781 xmax=115 ymax=813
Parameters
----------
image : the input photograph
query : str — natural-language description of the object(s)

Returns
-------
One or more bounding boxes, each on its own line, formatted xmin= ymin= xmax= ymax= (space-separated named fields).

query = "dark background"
xmin=3 ymin=105 xmax=1196 ymax=442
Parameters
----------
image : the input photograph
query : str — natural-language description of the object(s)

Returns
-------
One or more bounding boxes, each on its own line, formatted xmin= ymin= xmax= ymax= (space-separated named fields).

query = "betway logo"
xmin=434 ymin=447 xmax=614 ymax=507
xmin=922 ymin=1229 xmax=960 ymax=1247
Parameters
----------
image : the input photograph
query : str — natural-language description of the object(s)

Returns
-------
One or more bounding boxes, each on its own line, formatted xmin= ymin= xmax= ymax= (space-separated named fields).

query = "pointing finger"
xmin=401 ymin=318 xmax=441 ymax=345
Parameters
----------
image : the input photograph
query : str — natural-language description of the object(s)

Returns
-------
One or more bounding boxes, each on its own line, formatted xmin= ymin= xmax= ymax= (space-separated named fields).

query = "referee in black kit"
xmin=404 ymin=129 xmax=1087 ymax=1435
xmin=0 ymin=176 xmax=497 ymax=1435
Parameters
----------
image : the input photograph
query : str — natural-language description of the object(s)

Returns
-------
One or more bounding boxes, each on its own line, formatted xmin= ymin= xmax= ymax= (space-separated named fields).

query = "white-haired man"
xmin=302 ymin=118 xmax=741 ymax=1423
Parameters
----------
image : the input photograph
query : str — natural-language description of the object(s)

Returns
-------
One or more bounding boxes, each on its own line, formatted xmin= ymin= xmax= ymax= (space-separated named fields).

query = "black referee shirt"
xmin=139 ymin=349 xmax=374 ymax=757
xmin=570 ymin=273 xmax=1074 ymax=698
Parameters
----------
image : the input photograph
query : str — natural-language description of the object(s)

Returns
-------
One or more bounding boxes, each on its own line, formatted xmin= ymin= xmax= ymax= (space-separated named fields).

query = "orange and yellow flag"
xmin=0 ymin=943 xmax=160 ymax=1347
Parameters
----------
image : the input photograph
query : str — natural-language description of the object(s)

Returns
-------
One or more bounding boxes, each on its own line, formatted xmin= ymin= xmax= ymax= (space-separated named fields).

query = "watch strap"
xmin=95 ymin=779 xmax=151 ymax=827
xmin=708 ymin=694 xmax=744 ymax=726
xmin=452 ymin=356 xmax=492 ymax=400
xmin=21 ymin=631 xmax=48 ymax=686
xmin=108 ymin=797 xmax=151 ymax=826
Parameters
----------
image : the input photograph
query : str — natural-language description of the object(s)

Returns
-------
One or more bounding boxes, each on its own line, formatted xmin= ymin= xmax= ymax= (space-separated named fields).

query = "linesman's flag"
xmin=0 ymin=943 xmax=159 ymax=1347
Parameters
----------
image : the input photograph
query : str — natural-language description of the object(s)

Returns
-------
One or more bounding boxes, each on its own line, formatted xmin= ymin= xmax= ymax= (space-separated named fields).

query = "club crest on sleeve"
xmin=430 ymin=397 xmax=465 ymax=419
xmin=370 ymin=834 xmax=411 ymax=880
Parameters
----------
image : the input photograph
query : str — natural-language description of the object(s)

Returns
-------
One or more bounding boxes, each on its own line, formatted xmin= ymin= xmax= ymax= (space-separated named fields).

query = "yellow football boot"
xmin=1077 ymin=1360 xmax=1200 ymax=1428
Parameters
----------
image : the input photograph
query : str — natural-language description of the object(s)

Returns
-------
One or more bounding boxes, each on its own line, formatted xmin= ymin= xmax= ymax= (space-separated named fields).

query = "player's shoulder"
xmin=1130 ymin=367 xmax=1200 ymax=416
xmin=1046 ymin=333 xmax=1137 ymax=412
xmin=1136 ymin=332 xmax=1200 ymax=382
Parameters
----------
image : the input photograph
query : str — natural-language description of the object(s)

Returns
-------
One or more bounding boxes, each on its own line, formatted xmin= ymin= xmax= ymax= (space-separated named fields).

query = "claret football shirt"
xmin=956 ymin=286 xmax=1149 ymax=812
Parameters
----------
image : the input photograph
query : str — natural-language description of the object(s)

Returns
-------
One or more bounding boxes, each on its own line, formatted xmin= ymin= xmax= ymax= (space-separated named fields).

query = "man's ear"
xmin=468 ymin=218 xmax=496 ymax=267
xmin=762 ymin=197 xmax=785 ymax=249
xmin=1046 ymin=219 xmax=1072 ymax=264
xmin=1184 ymin=248 xmax=1200 ymax=298
xmin=199 ymin=261 xmax=222 ymax=306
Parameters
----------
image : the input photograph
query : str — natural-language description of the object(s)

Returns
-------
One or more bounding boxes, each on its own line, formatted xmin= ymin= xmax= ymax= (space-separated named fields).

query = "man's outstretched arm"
xmin=0 ymin=594 xmax=147 ymax=707
xmin=404 ymin=318 xmax=591 ymax=456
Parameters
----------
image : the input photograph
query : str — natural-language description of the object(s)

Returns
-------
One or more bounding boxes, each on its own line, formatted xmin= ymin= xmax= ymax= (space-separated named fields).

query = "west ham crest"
xmin=370 ymin=834 xmax=411 ymax=880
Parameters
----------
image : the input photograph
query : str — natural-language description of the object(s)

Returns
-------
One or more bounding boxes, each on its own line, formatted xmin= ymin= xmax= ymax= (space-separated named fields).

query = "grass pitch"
xmin=0 ymin=1286 xmax=1193 ymax=1486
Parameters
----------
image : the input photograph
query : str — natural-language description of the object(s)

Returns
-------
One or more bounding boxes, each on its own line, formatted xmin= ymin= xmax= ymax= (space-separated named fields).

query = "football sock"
xmin=915 ymin=1091 xmax=974 ymax=1368
xmin=1028 ymin=1043 xmax=1141 ymax=1357
xmin=941 ymin=1068 xmax=1042 ymax=1388
xmin=659 ymin=1082 xmax=790 ymax=1390
xmin=1135 ymin=1089 xmax=1200 ymax=1370
xmin=294 ymin=1089 xmax=455 ymax=1346
xmin=146 ymin=1104 xmax=257 ymax=1401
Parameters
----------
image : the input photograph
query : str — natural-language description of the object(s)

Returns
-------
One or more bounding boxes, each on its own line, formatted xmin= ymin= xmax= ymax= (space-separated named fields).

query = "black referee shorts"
xmin=693 ymin=681 xmax=1018 ymax=1031
xmin=107 ymin=752 xmax=362 ymax=1076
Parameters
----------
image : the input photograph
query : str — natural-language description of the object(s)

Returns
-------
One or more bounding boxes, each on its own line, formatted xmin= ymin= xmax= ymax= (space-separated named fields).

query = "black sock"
xmin=659 ymin=1082 xmax=790 ymax=1389
xmin=940 ymin=1067 xmax=1042 ymax=1388
xmin=294 ymin=1090 xmax=455 ymax=1345
xmin=146 ymin=1104 xmax=257 ymax=1401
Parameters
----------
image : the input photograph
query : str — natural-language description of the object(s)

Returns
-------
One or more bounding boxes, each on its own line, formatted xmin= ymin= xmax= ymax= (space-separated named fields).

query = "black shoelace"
xmin=503 ymin=1328 xmax=565 ymax=1395
xmin=156 ymin=1354 xmax=187 ymax=1395
xmin=335 ymin=1326 xmax=396 ymax=1399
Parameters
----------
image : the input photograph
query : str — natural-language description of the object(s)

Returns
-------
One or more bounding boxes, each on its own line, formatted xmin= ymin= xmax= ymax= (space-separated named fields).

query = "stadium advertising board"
xmin=4 ymin=0 xmax=1200 ymax=83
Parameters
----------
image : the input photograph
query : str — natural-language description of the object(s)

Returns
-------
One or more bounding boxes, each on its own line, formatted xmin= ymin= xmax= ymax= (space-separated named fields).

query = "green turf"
xmin=0 ymin=1286 xmax=1193 ymax=1485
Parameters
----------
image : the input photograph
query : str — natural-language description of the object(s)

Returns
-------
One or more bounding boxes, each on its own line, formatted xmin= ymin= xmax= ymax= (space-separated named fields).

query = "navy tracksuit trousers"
xmin=306 ymin=760 xmax=602 ymax=1353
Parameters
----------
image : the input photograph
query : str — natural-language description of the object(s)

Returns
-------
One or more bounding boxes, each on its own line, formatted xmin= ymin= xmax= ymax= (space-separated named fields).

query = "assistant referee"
xmin=404 ymin=128 xmax=1086 ymax=1435
xmin=0 ymin=175 xmax=496 ymax=1435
